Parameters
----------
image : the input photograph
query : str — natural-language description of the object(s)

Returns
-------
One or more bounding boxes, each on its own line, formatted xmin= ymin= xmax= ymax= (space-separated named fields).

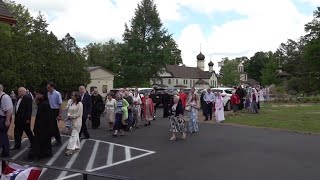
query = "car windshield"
xmin=212 ymin=89 xmax=223 ymax=93
xmin=224 ymin=89 xmax=233 ymax=94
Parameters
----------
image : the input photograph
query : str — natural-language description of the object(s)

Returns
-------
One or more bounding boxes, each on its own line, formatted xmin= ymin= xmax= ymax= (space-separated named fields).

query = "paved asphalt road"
xmin=7 ymin=108 xmax=320 ymax=180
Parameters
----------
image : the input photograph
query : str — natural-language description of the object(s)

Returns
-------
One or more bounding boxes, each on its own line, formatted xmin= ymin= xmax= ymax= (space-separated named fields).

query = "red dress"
xmin=230 ymin=94 xmax=240 ymax=105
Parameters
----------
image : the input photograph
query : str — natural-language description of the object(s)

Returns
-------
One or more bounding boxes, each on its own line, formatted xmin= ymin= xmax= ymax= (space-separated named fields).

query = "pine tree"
xmin=121 ymin=0 xmax=182 ymax=87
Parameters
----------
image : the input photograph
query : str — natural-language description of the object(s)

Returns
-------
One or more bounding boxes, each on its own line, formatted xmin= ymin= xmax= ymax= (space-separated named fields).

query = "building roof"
xmin=0 ymin=0 xmax=16 ymax=25
xmin=276 ymin=71 xmax=290 ymax=77
xmin=86 ymin=66 xmax=116 ymax=75
xmin=166 ymin=65 xmax=214 ymax=79
xmin=208 ymin=61 xmax=214 ymax=66
xmin=195 ymin=79 xmax=209 ymax=85
xmin=241 ymin=78 xmax=259 ymax=86
xmin=196 ymin=52 xmax=205 ymax=61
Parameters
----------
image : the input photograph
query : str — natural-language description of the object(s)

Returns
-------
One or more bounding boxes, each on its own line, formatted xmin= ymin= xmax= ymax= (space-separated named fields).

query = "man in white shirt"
xmin=203 ymin=88 xmax=215 ymax=121
xmin=0 ymin=84 xmax=13 ymax=157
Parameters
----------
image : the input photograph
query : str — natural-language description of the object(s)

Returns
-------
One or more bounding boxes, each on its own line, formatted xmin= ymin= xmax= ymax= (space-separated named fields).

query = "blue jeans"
xmin=114 ymin=113 xmax=124 ymax=130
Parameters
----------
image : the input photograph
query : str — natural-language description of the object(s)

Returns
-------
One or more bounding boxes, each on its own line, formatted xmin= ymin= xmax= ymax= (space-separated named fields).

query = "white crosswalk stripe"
xmin=9 ymin=136 xmax=155 ymax=180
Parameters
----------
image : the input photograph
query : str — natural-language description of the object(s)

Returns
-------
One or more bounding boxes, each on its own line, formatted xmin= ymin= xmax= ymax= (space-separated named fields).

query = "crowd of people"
xmin=0 ymin=82 xmax=268 ymax=160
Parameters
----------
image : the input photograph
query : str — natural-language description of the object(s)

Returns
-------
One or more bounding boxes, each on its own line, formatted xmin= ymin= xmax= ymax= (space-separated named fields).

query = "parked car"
xmin=138 ymin=88 xmax=153 ymax=97
xmin=109 ymin=88 xmax=121 ymax=98
xmin=153 ymin=88 xmax=167 ymax=106
xmin=211 ymin=87 xmax=234 ymax=111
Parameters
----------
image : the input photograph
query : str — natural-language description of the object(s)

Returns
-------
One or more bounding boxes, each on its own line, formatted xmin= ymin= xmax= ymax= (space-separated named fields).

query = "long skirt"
xmin=169 ymin=116 xmax=186 ymax=133
xmin=250 ymin=101 xmax=259 ymax=113
xmin=133 ymin=106 xmax=141 ymax=125
xmin=30 ymin=133 xmax=52 ymax=158
xmin=188 ymin=111 xmax=199 ymax=133
xmin=105 ymin=110 xmax=115 ymax=123
xmin=215 ymin=109 xmax=225 ymax=123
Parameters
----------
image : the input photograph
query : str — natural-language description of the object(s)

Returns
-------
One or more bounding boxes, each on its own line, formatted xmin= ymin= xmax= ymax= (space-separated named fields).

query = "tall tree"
xmin=305 ymin=7 xmax=320 ymax=41
xmin=260 ymin=52 xmax=280 ymax=86
xmin=121 ymin=0 xmax=182 ymax=87
xmin=219 ymin=58 xmax=240 ymax=87
xmin=57 ymin=33 xmax=90 ymax=92
xmin=244 ymin=51 xmax=270 ymax=83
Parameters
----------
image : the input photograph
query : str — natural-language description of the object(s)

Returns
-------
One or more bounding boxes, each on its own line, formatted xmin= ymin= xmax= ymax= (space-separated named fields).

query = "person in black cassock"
xmin=91 ymin=88 xmax=104 ymax=129
xmin=28 ymin=89 xmax=53 ymax=160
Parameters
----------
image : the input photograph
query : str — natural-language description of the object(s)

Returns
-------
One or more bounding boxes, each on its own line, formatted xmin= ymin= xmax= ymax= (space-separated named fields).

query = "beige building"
xmin=86 ymin=66 xmax=115 ymax=97
xmin=151 ymin=52 xmax=218 ymax=89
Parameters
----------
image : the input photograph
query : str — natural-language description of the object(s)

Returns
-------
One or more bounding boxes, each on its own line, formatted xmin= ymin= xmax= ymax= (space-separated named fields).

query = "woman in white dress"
xmin=105 ymin=93 xmax=117 ymax=131
xmin=215 ymin=92 xmax=225 ymax=123
xmin=258 ymin=87 xmax=265 ymax=104
xmin=65 ymin=92 xmax=83 ymax=156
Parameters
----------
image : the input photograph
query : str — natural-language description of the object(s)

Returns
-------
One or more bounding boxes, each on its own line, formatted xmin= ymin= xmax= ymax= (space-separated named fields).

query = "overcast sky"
xmin=14 ymin=0 xmax=320 ymax=72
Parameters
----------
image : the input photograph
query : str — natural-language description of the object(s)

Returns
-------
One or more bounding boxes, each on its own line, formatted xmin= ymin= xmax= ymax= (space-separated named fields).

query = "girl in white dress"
xmin=105 ymin=93 xmax=117 ymax=131
xmin=215 ymin=92 xmax=225 ymax=123
xmin=65 ymin=92 xmax=83 ymax=156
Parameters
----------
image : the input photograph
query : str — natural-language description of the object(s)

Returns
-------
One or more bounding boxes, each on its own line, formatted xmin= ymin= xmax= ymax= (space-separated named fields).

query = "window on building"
xmin=102 ymin=85 xmax=108 ymax=93
xmin=176 ymin=79 xmax=178 ymax=84
xmin=168 ymin=79 xmax=171 ymax=84
xmin=186 ymin=79 xmax=188 ymax=84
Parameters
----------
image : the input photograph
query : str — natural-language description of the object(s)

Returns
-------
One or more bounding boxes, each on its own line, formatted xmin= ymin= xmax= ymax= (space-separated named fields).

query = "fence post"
xmin=83 ymin=173 xmax=88 ymax=180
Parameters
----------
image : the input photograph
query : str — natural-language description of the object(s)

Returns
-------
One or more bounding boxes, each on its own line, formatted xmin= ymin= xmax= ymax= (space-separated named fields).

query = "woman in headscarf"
xmin=186 ymin=93 xmax=200 ymax=133
xmin=113 ymin=93 xmax=129 ymax=137
xmin=169 ymin=95 xmax=186 ymax=140
xmin=142 ymin=93 xmax=154 ymax=126
xmin=28 ymin=89 xmax=53 ymax=160
xmin=250 ymin=88 xmax=259 ymax=114
xmin=215 ymin=92 xmax=225 ymax=123
xmin=65 ymin=92 xmax=83 ymax=156
xmin=132 ymin=91 xmax=142 ymax=128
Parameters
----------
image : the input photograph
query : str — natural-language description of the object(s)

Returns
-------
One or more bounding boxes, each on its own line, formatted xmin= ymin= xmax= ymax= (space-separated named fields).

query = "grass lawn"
xmin=225 ymin=103 xmax=320 ymax=133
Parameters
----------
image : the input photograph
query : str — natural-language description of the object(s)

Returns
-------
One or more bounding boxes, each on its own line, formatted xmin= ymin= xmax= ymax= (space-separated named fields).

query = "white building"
xmin=151 ymin=52 xmax=218 ymax=89
xmin=86 ymin=66 xmax=115 ymax=97
xmin=238 ymin=62 xmax=260 ymax=86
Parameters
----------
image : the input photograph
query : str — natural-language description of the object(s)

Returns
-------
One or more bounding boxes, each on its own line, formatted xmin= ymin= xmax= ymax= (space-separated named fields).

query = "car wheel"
xmin=224 ymin=101 xmax=231 ymax=111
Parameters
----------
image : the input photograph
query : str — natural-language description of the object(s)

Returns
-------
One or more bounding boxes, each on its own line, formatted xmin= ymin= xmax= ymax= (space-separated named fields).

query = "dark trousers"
xmin=238 ymin=98 xmax=244 ymax=110
xmin=14 ymin=123 xmax=33 ymax=148
xmin=91 ymin=113 xmax=101 ymax=128
xmin=114 ymin=113 xmax=125 ymax=130
xmin=128 ymin=112 xmax=133 ymax=128
xmin=163 ymin=104 xmax=170 ymax=118
xmin=153 ymin=104 xmax=156 ymax=119
xmin=205 ymin=102 xmax=213 ymax=120
xmin=51 ymin=109 xmax=61 ymax=142
xmin=0 ymin=127 xmax=9 ymax=157
xmin=79 ymin=116 xmax=90 ymax=138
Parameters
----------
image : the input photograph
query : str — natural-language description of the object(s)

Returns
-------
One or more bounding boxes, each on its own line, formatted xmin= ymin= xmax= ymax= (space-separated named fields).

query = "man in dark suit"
xmin=161 ymin=90 xmax=171 ymax=118
xmin=11 ymin=87 xmax=33 ymax=150
xmin=79 ymin=86 xmax=92 ymax=139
